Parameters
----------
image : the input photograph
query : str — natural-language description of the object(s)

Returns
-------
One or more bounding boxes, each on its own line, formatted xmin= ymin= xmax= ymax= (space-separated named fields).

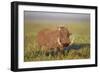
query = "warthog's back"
xmin=37 ymin=29 xmax=60 ymax=49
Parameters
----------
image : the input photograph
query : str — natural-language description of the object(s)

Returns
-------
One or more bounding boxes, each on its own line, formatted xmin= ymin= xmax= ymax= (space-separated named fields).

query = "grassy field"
xmin=24 ymin=22 xmax=90 ymax=62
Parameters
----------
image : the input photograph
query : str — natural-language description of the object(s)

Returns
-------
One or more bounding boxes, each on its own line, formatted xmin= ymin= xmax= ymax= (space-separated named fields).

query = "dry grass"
xmin=24 ymin=22 xmax=90 ymax=62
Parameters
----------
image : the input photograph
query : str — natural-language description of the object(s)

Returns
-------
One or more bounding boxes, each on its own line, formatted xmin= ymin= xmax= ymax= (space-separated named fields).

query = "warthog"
xmin=36 ymin=26 xmax=71 ymax=55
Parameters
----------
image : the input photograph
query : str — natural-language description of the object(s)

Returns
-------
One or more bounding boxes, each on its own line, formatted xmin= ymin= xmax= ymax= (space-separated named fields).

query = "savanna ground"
xmin=24 ymin=22 xmax=90 ymax=62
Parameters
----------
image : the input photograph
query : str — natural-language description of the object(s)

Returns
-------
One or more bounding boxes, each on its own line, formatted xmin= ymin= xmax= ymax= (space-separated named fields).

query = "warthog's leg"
xmin=49 ymin=48 xmax=57 ymax=56
xmin=60 ymin=49 xmax=65 ymax=55
xmin=45 ymin=49 xmax=53 ymax=56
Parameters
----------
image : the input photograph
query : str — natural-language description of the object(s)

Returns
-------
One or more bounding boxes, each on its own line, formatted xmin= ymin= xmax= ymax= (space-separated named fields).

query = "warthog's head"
xmin=57 ymin=26 xmax=71 ymax=48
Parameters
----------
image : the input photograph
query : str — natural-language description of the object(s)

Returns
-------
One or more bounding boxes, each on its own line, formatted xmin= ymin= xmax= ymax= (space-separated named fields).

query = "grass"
xmin=24 ymin=22 xmax=90 ymax=62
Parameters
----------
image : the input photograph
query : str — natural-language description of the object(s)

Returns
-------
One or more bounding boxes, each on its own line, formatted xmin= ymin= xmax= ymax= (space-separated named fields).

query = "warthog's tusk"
xmin=57 ymin=27 xmax=62 ymax=46
xmin=68 ymin=36 xmax=74 ymax=46
xmin=57 ymin=37 xmax=62 ymax=46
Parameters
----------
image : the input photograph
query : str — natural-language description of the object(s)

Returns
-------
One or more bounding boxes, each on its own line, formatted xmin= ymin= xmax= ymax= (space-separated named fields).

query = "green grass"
xmin=24 ymin=22 xmax=90 ymax=62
